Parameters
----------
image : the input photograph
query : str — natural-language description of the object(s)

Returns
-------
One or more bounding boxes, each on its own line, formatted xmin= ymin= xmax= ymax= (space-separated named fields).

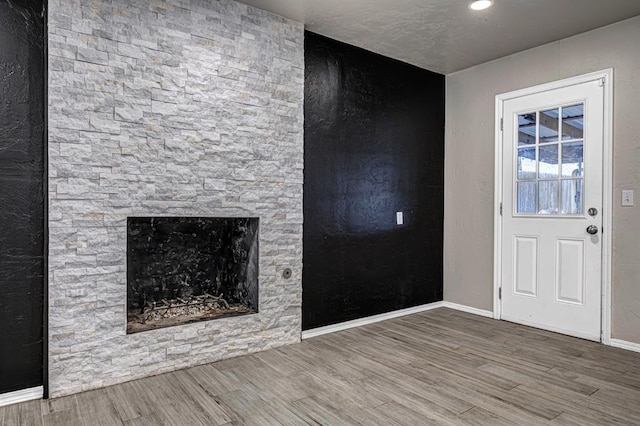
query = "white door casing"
xmin=494 ymin=71 xmax=613 ymax=342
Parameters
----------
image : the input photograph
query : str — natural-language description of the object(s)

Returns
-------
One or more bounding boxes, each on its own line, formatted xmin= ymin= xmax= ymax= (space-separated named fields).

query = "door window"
xmin=515 ymin=104 xmax=584 ymax=215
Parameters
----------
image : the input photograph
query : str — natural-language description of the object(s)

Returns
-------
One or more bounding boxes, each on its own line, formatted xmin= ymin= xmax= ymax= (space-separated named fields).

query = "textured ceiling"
xmin=237 ymin=0 xmax=640 ymax=74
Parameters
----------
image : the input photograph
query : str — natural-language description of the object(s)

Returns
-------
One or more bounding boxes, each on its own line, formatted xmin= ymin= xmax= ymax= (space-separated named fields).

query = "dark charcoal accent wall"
xmin=0 ymin=0 xmax=46 ymax=393
xmin=303 ymin=32 xmax=445 ymax=330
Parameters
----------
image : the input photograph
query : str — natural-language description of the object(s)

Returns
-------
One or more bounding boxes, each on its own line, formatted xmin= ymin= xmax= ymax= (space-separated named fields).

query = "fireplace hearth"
xmin=126 ymin=217 xmax=259 ymax=333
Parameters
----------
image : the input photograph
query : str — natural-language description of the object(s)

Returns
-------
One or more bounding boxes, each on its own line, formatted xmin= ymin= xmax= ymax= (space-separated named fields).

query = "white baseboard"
xmin=0 ymin=386 xmax=43 ymax=408
xmin=301 ymin=301 xmax=444 ymax=339
xmin=610 ymin=338 xmax=640 ymax=353
xmin=442 ymin=302 xmax=494 ymax=318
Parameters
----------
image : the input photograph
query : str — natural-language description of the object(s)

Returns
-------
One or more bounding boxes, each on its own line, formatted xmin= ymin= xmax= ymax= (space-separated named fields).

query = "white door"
xmin=500 ymin=78 xmax=604 ymax=341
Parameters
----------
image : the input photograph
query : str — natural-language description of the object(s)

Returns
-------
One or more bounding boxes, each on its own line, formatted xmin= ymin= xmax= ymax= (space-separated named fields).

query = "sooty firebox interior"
xmin=126 ymin=217 xmax=259 ymax=333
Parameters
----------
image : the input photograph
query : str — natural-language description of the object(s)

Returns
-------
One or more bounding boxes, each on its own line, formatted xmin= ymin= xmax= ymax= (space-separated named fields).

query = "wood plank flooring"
xmin=2 ymin=308 xmax=640 ymax=425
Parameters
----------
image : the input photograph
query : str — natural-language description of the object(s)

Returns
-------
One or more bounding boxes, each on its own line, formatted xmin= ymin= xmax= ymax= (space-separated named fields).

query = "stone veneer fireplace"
xmin=127 ymin=217 xmax=259 ymax=333
xmin=47 ymin=0 xmax=303 ymax=397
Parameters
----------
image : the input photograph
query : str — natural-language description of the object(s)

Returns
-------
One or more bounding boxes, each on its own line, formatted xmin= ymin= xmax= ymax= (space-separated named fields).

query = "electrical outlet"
xmin=622 ymin=190 xmax=634 ymax=207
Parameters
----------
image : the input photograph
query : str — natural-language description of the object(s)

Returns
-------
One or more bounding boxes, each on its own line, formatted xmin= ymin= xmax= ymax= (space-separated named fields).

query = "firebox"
xmin=126 ymin=217 xmax=259 ymax=333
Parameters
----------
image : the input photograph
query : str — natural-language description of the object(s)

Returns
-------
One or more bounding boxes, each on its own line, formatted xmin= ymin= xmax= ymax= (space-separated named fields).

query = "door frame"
xmin=493 ymin=69 xmax=614 ymax=344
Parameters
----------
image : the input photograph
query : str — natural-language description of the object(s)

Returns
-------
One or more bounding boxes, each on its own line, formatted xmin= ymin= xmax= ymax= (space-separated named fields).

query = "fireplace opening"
xmin=126 ymin=217 xmax=258 ymax=333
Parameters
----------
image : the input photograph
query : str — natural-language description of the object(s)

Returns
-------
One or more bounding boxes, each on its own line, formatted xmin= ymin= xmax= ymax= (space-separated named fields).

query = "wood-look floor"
xmin=2 ymin=308 xmax=640 ymax=425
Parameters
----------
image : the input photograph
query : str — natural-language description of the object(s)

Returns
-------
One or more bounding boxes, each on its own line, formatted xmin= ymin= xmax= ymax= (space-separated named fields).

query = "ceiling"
xmin=237 ymin=0 xmax=640 ymax=74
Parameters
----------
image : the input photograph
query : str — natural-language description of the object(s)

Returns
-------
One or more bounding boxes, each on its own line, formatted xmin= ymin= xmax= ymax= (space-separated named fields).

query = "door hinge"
xmin=499 ymin=287 xmax=502 ymax=300
xmin=499 ymin=202 xmax=503 ymax=215
xmin=500 ymin=118 xmax=504 ymax=131
xmin=599 ymin=77 xmax=605 ymax=87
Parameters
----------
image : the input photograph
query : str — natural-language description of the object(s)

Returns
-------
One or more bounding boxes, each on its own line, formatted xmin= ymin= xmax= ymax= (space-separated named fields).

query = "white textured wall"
xmin=445 ymin=16 xmax=640 ymax=344
xmin=48 ymin=0 xmax=303 ymax=397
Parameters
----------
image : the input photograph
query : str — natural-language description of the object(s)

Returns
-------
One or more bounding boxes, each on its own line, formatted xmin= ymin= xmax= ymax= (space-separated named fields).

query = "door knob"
xmin=586 ymin=225 xmax=599 ymax=235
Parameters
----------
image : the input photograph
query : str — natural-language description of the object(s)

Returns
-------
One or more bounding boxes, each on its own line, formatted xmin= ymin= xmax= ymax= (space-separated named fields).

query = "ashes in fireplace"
xmin=126 ymin=217 xmax=258 ymax=333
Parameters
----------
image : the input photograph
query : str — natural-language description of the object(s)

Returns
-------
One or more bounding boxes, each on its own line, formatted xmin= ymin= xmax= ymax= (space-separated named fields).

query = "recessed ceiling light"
xmin=469 ymin=0 xmax=494 ymax=11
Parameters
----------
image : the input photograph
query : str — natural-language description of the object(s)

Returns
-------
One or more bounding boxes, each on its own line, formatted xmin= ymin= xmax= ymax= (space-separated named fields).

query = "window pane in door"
xmin=561 ymin=142 xmax=584 ymax=178
xmin=538 ymin=180 xmax=559 ymax=214
xmin=518 ymin=113 xmax=536 ymax=146
xmin=517 ymin=147 xmax=536 ymax=180
xmin=561 ymin=179 xmax=583 ymax=215
xmin=538 ymin=144 xmax=559 ymax=179
xmin=562 ymin=104 xmax=584 ymax=140
xmin=517 ymin=182 xmax=536 ymax=214
xmin=540 ymin=108 xmax=559 ymax=143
